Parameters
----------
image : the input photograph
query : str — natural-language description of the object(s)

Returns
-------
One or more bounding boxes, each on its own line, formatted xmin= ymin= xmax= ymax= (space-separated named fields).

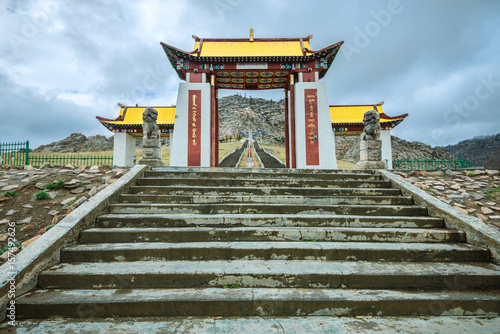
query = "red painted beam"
xmin=215 ymin=89 xmax=219 ymax=167
xmin=289 ymin=75 xmax=297 ymax=169
xmin=284 ymin=90 xmax=290 ymax=168
xmin=210 ymin=75 xmax=216 ymax=167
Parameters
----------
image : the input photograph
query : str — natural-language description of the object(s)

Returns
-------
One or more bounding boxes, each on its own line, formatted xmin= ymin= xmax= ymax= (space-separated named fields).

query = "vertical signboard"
xmin=304 ymin=89 xmax=319 ymax=165
xmin=188 ymin=90 xmax=201 ymax=166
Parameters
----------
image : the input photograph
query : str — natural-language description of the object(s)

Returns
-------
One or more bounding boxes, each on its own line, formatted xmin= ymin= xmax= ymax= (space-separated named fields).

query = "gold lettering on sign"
xmin=188 ymin=90 xmax=202 ymax=165
xmin=304 ymin=89 xmax=319 ymax=165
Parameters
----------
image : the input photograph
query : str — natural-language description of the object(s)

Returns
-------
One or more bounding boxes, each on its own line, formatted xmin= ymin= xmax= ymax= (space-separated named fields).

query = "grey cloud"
xmin=0 ymin=0 xmax=499 ymax=149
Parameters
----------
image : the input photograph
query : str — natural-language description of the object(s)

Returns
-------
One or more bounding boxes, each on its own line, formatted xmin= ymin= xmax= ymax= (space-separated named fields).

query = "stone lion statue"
xmin=143 ymin=107 xmax=159 ymax=140
xmin=360 ymin=109 xmax=380 ymax=141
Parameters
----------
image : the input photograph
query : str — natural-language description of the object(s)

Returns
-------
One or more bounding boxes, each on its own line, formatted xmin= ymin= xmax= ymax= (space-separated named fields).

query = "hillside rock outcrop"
xmin=34 ymin=133 xmax=113 ymax=153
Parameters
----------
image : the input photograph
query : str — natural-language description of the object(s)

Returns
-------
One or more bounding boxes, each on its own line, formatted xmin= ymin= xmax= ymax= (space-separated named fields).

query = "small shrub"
xmin=223 ymin=284 xmax=242 ymax=289
xmin=46 ymin=180 xmax=65 ymax=190
xmin=4 ymin=191 xmax=18 ymax=198
xmin=0 ymin=241 xmax=22 ymax=255
xmin=468 ymin=172 xmax=476 ymax=177
xmin=35 ymin=191 xmax=50 ymax=200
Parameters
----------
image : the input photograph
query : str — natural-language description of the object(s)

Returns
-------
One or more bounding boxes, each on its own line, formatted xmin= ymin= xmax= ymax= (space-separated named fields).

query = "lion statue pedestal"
xmin=138 ymin=107 xmax=167 ymax=167
xmin=354 ymin=109 xmax=387 ymax=170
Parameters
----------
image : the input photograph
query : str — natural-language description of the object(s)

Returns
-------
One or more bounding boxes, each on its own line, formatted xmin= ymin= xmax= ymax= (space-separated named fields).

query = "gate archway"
xmin=161 ymin=30 xmax=343 ymax=169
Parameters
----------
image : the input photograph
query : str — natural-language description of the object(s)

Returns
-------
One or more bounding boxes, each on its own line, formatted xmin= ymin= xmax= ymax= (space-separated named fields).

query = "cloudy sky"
xmin=1 ymin=0 xmax=499 ymax=149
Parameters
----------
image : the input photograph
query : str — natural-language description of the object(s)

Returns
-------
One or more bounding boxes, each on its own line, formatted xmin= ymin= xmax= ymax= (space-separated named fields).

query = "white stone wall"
xmin=113 ymin=133 xmax=136 ymax=167
xmin=380 ymin=129 xmax=393 ymax=169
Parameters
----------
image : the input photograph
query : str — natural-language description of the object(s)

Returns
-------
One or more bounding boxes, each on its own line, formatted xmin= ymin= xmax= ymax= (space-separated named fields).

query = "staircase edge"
xmin=0 ymin=164 xmax=149 ymax=322
xmin=379 ymin=170 xmax=500 ymax=264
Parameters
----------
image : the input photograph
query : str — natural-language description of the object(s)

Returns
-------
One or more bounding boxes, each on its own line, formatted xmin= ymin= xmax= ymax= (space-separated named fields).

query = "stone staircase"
xmin=15 ymin=168 xmax=500 ymax=319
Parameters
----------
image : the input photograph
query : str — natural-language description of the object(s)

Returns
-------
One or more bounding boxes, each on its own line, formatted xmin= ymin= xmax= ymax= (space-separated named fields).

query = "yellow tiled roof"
xmin=330 ymin=105 xmax=405 ymax=124
xmin=193 ymin=40 xmax=312 ymax=57
xmin=100 ymin=105 xmax=404 ymax=127
xmin=103 ymin=107 xmax=176 ymax=125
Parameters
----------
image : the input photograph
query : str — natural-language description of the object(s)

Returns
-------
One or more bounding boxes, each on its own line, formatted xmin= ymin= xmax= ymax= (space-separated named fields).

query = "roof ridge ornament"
xmin=249 ymin=28 xmax=254 ymax=42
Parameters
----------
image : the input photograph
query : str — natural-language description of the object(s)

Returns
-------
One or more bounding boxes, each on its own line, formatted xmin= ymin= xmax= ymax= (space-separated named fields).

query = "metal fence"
xmin=28 ymin=155 xmax=113 ymax=167
xmin=392 ymin=159 xmax=476 ymax=170
xmin=0 ymin=141 xmax=29 ymax=166
xmin=0 ymin=141 xmax=113 ymax=167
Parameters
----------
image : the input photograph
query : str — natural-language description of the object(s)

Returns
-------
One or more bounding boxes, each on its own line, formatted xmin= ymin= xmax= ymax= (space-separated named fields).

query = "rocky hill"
xmin=34 ymin=133 xmax=113 ymax=153
xmin=32 ymin=96 xmax=498 ymax=168
xmin=444 ymin=134 xmax=500 ymax=169
xmin=218 ymin=94 xmax=285 ymax=142
xmin=336 ymin=136 xmax=454 ymax=164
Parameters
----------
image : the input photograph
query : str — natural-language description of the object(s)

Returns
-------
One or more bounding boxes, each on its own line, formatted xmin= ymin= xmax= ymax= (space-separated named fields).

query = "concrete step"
xmin=136 ymin=177 xmax=393 ymax=189
xmin=37 ymin=260 xmax=500 ymax=289
xmin=80 ymin=227 xmax=464 ymax=243
xmin=119 ymin=194 xmax=414 ymax=206
xmin=152 ymin=166 xmax=377 ymax=175
xmin=130 ymin=185 xmax=402 ymax=197
xmin=6 ymin=316 xmax=500 ymax=333
xmin=145 ymin=170 xmax=382 ymax=181
xmin=61 ymin=241 xmax=490 ymax=263
xmin=96 ymin=213 xmax=445 ymax=229
xmin=109 ymin=203 xmax=429 ymax=216
xmin=16 ymin=288 xmax=500 ymax=318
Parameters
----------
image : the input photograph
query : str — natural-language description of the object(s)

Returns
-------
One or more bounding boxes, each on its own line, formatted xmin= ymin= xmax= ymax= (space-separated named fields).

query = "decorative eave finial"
xmin=249 ymin=28 xmax=254 ymax=42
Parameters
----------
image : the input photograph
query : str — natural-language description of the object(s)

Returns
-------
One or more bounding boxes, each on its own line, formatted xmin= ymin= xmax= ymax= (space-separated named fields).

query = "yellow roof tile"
xmin=330 ymin=105 xmax=405 ymax=124
xmin=100 ymin=105 xmax=404 ymax=127
xmin=193 ymin=40 xmax=311 ymax=57
xmin=104 ymin=107 xmax=176 ymax=125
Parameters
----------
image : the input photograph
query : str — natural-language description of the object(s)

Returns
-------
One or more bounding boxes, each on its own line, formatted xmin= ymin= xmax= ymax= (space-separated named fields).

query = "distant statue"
xmin=355 ymin=109 xmax=386 ymax=170
xmin=139 ymin=107 xmax=166 ymax=167
xmin=142 ymin=107 xmax=160 ymax=140
xmin=360 ymin=109 xmax=380 ymax=141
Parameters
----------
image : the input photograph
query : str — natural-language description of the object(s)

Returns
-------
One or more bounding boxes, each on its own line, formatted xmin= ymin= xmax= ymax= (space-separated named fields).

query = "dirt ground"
xmin=0 ymin=164 xmax=130 ymax=262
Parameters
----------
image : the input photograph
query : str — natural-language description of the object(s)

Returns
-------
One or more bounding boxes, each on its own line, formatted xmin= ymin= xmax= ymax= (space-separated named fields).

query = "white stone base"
xmin=380 ymin=130 xmax=393 ymax=169
xmin=113 ymin=133 xmax=136 ymax=167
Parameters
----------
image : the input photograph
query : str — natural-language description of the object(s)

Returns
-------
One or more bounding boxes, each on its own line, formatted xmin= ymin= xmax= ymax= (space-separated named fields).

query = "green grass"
xmin=3 ymin=191 xmax=18 ymax=198
xmin=223 ymin=284 xmax=242 ymax=289
xmin=46 ymin=180 xmax=65 ymax=190
xmin=35 ymin=191 xmax=50 ymax=199
xmin=0 ymin=241 xmax=22 ymax=255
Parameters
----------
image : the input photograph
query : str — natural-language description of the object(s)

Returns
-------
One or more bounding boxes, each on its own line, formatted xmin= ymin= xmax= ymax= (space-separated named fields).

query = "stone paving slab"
xmin=37 ymin=260 xmax=500 ymax=289
xmin=2 ymin=316 xmax=499 ymax=333
xmin=95 ymin=213 xmax=444 ymax=228
xmin=61 ymin=241 xmax=489 ymax=262
xmin=16 ymin=288 xmax=500 ymax=318
xmin=80 ymin=226 xmax=463 ymax=243
xmin=120 ymin=194 xmax=414 ymax=206
xmin=130 ymin=185 xmax=402 ymax=196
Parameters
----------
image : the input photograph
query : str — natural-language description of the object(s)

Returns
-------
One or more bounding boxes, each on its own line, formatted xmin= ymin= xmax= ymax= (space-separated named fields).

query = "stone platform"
xmin=4 ymin=167 xmax=500 ymax=331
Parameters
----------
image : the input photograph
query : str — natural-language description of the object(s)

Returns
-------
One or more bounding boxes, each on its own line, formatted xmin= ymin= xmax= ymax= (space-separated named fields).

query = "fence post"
xmin=25 ymin=141 xmax=29 ymax=166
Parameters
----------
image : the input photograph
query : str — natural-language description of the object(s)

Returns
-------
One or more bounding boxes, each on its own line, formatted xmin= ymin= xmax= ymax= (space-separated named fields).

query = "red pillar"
xmin=289 ymin=74 xmax=297 ymax=168
xmin=284 ymin=89 xmax=290 ymax=168
xmin=215 ymin=89 xmax=219 ymax=167
xmin=210 ymin=75 xmax=216 ymax=167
